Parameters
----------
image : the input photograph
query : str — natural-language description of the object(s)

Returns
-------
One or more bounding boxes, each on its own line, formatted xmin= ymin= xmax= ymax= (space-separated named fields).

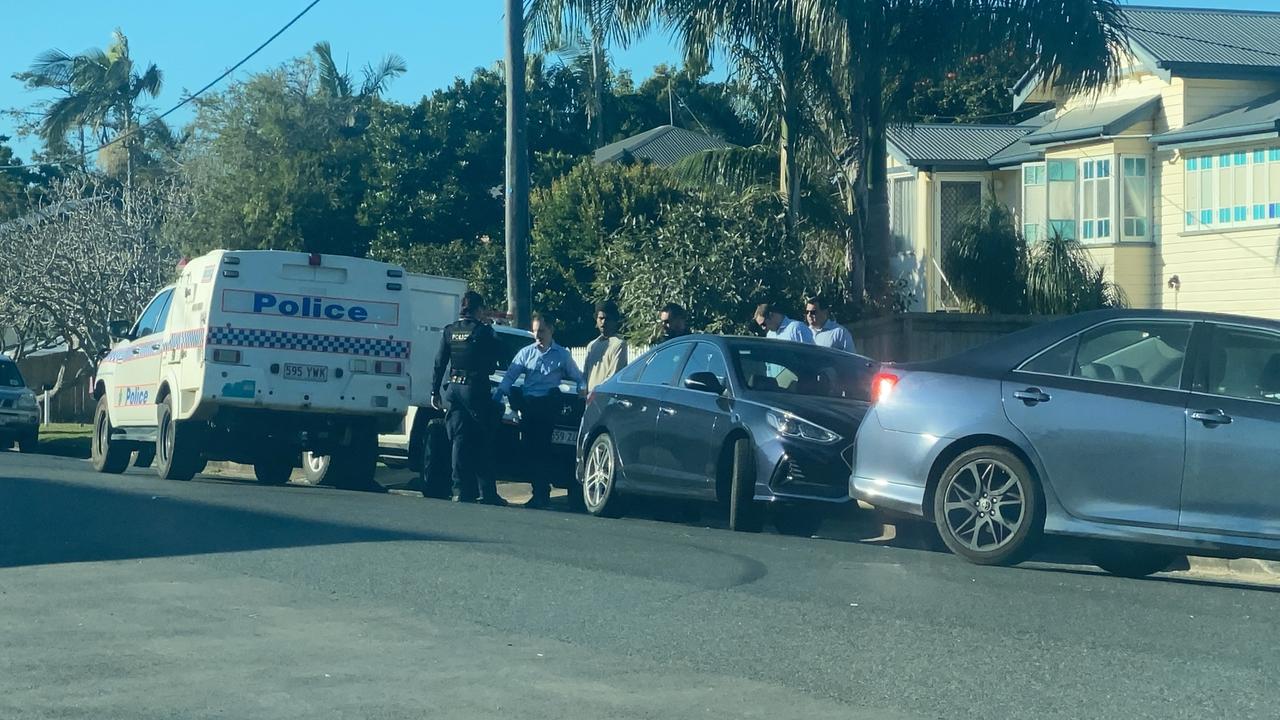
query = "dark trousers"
xmin=443 ymin=381 xmax=498 ymax=501
xmin=517 ymin=393 xmax=560 ymax=501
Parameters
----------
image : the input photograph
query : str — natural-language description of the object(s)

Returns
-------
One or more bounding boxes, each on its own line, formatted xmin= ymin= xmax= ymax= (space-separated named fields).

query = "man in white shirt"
xmin=805 ymin=295 xmax=856 ymax=353
xmin=583 ymin=301 xmax=628 ymax=391
xmin=754 ymin=302 xmax=814 ymax=344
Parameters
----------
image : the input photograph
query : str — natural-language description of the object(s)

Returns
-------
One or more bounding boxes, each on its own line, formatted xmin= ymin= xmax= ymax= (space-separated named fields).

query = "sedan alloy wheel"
xmin=934 ymin=446 xmax=1040 ymax=566
xmin=583 ymin=433 xmax=624 ymax=518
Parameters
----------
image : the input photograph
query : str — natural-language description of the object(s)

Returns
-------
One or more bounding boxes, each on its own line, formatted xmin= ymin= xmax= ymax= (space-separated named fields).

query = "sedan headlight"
xmin=766 ymin=411 xmax=840 ymax=444
xmin=17 ymin=393 xmax=37 ymax=410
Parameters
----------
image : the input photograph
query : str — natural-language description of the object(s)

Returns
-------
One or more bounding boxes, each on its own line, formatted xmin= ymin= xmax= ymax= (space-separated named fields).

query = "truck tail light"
xmin=871 ymin=372 xmax=899 ymax=404
xmin=374 ymin=360 xmax=402 ymax=376
xmin=211 ymin=349 xmax=241 ymax=364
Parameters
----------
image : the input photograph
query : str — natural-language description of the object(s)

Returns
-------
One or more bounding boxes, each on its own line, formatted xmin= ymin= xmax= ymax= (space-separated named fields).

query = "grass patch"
xmin=37 ymin=423 xmax=93 ymax=459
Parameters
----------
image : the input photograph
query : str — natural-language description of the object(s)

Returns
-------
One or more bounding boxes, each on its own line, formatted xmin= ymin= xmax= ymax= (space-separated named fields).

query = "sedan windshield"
xmin=730 ymin=343 xmax=875 ymax=401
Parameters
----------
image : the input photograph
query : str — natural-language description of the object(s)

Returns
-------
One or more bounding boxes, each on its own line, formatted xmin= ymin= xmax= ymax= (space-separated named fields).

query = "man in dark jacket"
xmin=432 ymin=291 xmax=507 ymax=505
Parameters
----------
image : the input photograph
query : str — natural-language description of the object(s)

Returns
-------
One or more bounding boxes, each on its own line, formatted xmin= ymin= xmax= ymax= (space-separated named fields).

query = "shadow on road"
xmin=0 ymin=475 xmax=464 ymax=569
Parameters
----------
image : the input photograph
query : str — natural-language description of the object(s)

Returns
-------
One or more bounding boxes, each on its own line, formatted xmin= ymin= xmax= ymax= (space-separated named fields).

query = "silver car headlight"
xmin=766 ymin=411 xmax=840 ymax=444
xmin=17 ymin=394 xmax=37 ymax=410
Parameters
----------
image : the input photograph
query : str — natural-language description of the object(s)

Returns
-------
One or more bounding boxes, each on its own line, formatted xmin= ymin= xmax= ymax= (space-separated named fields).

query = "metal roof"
xmin=592 ymin=125 xmax=734 ymax=167
xmin=1123 ymin=6 xmax=1280 ymax=74
xmin=886 ymin=125 xmax=1032 ymax=170
xmin=1024 ymin=95 xmax=1161 ymax=146
xmin=1152 ymin=91 xmax=1280 ymax=146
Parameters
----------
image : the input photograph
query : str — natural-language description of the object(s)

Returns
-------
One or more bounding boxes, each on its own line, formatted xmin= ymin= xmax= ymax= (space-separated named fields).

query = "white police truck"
xmin=91 ymin=249 xmax=418 ymax=488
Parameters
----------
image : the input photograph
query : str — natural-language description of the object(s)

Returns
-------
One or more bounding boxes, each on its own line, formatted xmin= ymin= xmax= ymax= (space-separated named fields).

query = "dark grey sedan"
xmin=851 ymin=309 xmax=1280 ymax=577
xmin=576 ymin=335 xmax=877 ymax=534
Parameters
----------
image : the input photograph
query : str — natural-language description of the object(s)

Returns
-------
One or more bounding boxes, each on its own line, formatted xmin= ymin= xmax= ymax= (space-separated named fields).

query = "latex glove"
xmin=430 ymin=393 xmax=442 ymax=411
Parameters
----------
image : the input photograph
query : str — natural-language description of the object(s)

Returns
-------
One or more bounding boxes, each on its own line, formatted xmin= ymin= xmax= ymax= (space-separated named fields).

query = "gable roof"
xmin=886 ymin=125 xmax=1032 ymax=171
xmin=1152 ymin=91 xmax=1280 ymax=146
xmin=1122 ymin=6 xmax=1280 ymax=75
xmin=592 ymin=125 xmax=733 ymax=166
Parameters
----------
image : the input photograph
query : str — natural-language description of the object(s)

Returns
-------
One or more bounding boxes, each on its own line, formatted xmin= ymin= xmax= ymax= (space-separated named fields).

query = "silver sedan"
xmin=850 ymin=309 xmax=1280 ymax=577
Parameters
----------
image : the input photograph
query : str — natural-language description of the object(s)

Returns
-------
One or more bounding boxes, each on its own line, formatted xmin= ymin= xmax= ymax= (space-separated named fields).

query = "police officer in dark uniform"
xmin=431 ymin=291 xmax=507 ymax=506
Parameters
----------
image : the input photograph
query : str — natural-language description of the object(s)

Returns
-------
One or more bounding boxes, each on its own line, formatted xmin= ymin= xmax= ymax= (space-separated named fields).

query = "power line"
xmin=8 ymin=0 xmax=322 ymax=170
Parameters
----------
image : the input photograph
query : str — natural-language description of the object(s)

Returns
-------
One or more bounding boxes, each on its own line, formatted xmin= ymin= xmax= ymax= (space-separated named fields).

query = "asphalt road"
xmin=2 ymin=451 xmax=1277 ymax=720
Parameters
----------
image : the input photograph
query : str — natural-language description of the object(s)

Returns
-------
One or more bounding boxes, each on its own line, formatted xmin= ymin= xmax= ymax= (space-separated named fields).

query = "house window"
xmin=890 ymin=176 xmax=916 ymax=252
xmin=1184 ymin=145 xmax=1280 ymax=231
xmin=1047 ymin=159 xmax=1077 ymax=240
xmin=1022 ymin=163 xmax=1046 ymax=241
xmin=1080 ymin=158 xmax=1112 ymax=241
xmin=1121 ymin=156 xmax=1149 ymax=240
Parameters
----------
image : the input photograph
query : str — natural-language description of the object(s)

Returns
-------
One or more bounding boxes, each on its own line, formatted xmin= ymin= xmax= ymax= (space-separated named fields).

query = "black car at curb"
xmin=574 ymin=335 xmax=877 ymax=534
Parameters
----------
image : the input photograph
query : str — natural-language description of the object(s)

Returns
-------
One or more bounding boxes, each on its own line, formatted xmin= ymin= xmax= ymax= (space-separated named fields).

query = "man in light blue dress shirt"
xmin=805 ymin=295 xmax=856 ymax=353
xmin=494 ymin=313 xmax=585 ymax=508
xmin=754 ymin=302 xmax=814 ymax=344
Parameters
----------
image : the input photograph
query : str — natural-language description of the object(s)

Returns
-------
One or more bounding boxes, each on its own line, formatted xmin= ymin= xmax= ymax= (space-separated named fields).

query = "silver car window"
xmin=679 ymin=343 xmax=730 ymax=388
xmin=637 ymin=343 xmax=691 ymax=386
xmin=1072 ymin=321 xmax=1191 ymax=389
xmin=1207 ymin=326 xmax=1280 ymax=403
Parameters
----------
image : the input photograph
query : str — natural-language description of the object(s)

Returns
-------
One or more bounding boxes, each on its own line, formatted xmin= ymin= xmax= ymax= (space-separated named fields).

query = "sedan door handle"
xmin=658 ymin=406 xmax=677 ymax=417
xmin=608 ymin=397 xmax=633 ymax=409
xmin=1190 ymin=409 xmax=1233 ymax=426
xmin=1013 ymin=387 xmax=1051 ymax=404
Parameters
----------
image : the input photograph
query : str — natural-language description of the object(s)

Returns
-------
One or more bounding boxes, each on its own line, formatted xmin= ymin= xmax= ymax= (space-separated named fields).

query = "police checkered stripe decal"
xmin=104 ymin=328 xmax=205 ymax=364
xmin=207 ymin=327 xmax=410 ymax=359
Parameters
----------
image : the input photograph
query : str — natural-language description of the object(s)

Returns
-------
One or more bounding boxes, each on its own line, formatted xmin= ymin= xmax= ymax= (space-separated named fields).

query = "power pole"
xmin=504 ymin=0 xmax=532 ymax=329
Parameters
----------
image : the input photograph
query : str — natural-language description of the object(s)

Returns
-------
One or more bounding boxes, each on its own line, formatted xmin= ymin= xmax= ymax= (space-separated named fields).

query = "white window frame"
xmin=1079 ymin=157 xmax=1114 ymax=243
xmin=1120 ymin=154 xmax=1150 ymax=242
xmin=1183 ymin=145 xmax=1280 ymax=232
xmin=1021 ymin=162 xmax=1046 ymax=242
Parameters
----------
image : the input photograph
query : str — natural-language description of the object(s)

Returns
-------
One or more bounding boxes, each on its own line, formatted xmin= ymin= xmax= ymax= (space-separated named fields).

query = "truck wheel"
xmin=328 ymin=429 xmax=383 ymax=493
xmin=156 ymin=394 xmax=204 ymax=481
xmin=299 ymin=452 xmax=334 ymax=486
xmin=18 ymin=429 xmax=39 ymax=454
xmin=254 ymin=453 xmax=295 ymax=486
xmin=91 ymin=395 xmax=130 ymax=474
xmin=133 ymin=446 xmax=155 ymax=468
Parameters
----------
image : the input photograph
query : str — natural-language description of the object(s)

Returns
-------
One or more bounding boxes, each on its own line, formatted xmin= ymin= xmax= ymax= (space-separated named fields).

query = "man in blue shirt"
xmin=804 ymin=295 xmax=856 ymax=353
xmin=754 ymin=302 xmax=814 ymax=344
xmin=494 ymin=312 xmax=586 ymax=509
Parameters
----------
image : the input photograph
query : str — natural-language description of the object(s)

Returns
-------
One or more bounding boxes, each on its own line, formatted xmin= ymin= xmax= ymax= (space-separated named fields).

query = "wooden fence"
xmin=848 ymin=313 xmax=1057 ymax=363
xmin=16 ymin=351 xmax=95 ymax=424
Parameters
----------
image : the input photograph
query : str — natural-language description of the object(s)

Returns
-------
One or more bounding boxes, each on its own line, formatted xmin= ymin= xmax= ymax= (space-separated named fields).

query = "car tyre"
xmin=17 ymin=428 xmax=39 ymax=454
xmin=1090 ymin=544 xmax=1182 ymax=579
xmin=933 ymin=446 xmax=1041 ymax=566
xmin=254 ymin=453 xmax=295 ymax=485
xmin=91 ymin=395 xmax=130 ymax=474
xmin=582 ymin=432 xmax=625 ymax=518
xmin=156 ymin=394 xmax=204 ymax=481
xmin=728 ymin=437 xmax=764 ymax=533
xmin=773 ymin=505 xmax=822 ymax=537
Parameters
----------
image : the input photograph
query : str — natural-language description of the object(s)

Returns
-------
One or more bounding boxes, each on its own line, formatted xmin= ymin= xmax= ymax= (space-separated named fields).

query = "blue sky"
xmin=1 ymin=0 xmax=1275 ymax=163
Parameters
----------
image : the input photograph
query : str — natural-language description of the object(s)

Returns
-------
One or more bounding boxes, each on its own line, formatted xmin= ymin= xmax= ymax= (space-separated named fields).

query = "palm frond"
xmin=669 ymin=144 xmax=778 ymax=193
xmin=359 ymin=53 xmax=408 ymax=97
xmin=135 ymin=64 xmax=164 ymax=99
xmin=312 ymin=41 xmax=351 ymax=98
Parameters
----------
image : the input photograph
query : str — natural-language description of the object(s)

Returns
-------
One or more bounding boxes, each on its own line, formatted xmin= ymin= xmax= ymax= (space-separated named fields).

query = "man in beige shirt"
xmin=583 ymin=301 xmax=628 ymax=391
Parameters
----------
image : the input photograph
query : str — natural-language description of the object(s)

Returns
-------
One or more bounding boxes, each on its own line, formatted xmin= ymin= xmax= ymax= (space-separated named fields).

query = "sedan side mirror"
xmin=108 ymin=319 xmax=135 ymax=341
xmin=684 ymin=371 xmax=724 ymax=395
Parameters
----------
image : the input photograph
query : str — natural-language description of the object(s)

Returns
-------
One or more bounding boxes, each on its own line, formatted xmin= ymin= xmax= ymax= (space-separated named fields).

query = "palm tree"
xmin=791 ymin=0 xmax=1128 ymax=305
xmin=526 ymin=0 xmax=654 ymax=148
xmin=311 ymin=41 xmax=407 ymax=101
xmin=20 ymin=29 xmax=164 ymax=186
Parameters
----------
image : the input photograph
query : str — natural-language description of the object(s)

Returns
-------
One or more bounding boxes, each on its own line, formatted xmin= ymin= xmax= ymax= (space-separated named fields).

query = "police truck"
xmin=91 ymin=249 xmax=417 ymax=488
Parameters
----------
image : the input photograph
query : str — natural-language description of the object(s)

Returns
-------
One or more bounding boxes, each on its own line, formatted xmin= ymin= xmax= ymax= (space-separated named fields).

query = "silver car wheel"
xmin=583 ymin=435 xmax=614 ymax=510
xmin=942 ymin=459 xmax=1026 ymax=553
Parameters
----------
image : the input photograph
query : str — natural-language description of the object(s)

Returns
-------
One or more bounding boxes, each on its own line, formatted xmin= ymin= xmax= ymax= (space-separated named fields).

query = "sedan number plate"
xmin=283 ymin=363 xmax=328 ymax=382
xmin=551 ymin=428 xmax=577 ymax=446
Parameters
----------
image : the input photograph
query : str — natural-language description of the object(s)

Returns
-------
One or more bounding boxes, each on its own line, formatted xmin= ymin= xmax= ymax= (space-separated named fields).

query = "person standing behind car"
xmin=804 ymin=295 xmax=855 ymax=353
xmin=754 ymin=302 xmax=814 ymax=344
xmin=654 ymin=302 xmax=691 ymax=345
xmin=583 ymin=301 xmax=628 ymax=392
xmin=494 ymin=312 xmax=586 ymax=509
xmin=431 ymin=291 xmax=507 ymax=506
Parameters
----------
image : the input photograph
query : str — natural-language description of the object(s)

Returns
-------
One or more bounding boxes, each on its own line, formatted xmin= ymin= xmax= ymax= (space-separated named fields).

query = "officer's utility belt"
xmin=449 ymin=372 xmax=488 ymax=385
